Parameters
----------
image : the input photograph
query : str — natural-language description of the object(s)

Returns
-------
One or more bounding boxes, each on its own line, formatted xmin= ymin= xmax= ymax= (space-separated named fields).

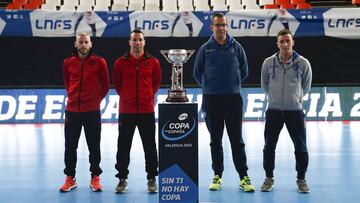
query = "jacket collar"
xmin=72 ymin=49 xmax=93 ymax=60
xmin=209 ymin=34 xmax=234 ymax=49
xmin=275 ymin=50 xmax=300 ymax=65
xmin=123 ymin=51 xmax=152 ymax=60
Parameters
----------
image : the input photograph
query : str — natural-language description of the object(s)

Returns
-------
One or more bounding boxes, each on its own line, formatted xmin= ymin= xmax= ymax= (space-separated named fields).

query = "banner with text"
xmin=0 ymin=87 xmax=360 ymax=124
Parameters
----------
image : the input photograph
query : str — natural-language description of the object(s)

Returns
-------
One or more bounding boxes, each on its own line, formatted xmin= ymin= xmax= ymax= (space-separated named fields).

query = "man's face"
xmin=277 ymin=33 xmax=294 ymax=56
xmin=129 ymin=32 xmax=145 ymax=54
xmin=74 ymin=35 xmax=92 ymax=56
xmin=211 ymin=16 xmax=228 ymax=41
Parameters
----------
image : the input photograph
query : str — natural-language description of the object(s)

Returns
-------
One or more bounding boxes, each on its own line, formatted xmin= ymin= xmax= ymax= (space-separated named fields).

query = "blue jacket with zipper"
xmin=193 ymin=34 xmax=248 ymax=95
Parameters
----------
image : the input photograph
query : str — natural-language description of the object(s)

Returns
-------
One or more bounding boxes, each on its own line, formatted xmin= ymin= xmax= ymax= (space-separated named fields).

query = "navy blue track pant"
xmin=263 ymin=109 xmax=309 ymax=179
xmin=202 ymin=94 xmax=249 ymax=179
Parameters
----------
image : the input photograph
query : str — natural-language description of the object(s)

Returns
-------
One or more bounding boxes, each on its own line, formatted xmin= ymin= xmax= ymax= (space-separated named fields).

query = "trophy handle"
xmin=182 ymin=50 xmax=196 ymax=64
xmin=160 ymin=50 xmax=173 ymax=64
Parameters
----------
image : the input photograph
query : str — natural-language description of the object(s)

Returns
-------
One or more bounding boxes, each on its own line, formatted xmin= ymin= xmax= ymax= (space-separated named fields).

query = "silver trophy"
xmin=160 ymin=49 xmax=195 ymax=102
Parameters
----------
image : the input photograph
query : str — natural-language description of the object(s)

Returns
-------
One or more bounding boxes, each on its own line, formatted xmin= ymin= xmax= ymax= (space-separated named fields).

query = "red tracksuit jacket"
xmin=112 ymin=52 xmax=161 ymax=113
xmin=63 ymin=52 xmax=110 ymax=112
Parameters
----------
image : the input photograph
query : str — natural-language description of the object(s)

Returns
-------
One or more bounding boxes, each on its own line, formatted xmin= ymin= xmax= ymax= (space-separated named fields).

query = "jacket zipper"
xmin=281 ymin=65 xmax=286 ymax=110
xmin=78 ymin=61 xmax=84 ymax=111
xmin=136 ymin=64 xmax=139 ymax=113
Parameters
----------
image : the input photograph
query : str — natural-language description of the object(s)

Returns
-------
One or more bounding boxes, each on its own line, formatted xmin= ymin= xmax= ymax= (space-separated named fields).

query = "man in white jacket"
xmin=260 ymin=29 xmax=312 ymax=193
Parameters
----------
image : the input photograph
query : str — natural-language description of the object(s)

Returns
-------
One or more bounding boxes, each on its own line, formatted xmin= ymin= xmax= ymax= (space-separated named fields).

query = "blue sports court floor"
xmin=0 ymin=121 xmax=359 ymax=203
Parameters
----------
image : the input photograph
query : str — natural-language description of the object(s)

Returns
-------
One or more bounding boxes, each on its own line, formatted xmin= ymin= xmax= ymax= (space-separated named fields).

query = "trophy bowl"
xmin=168 ymin=49 xmax=188 ymax=64
xmin=160 ymin=49 xmax=195 ymax=103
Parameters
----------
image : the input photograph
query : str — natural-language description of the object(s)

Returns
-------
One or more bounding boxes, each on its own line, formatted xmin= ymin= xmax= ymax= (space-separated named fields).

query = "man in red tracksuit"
xmin=113 ymin=29 xmax=162 ymax=193
xmin=60 ymin=32 xmax=110 ymax=192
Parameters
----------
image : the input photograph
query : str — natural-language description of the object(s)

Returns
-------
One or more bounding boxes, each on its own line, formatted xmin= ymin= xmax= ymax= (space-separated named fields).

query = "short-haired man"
xmin=113 ymin=29 xmax=162 ymax=193
xmin=60 ymin=32 xmax=110 ymax=192
xmin=193 ymin=13 xmax=255 ymax=192
xmin=260 ymin=29 xmax=312 ymax=193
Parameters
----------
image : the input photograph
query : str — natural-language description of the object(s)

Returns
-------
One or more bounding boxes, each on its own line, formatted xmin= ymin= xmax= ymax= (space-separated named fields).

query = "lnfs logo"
xmin=134 ymin=20 xmax=169 ymax=30
xmin=35 ymin=19 xmax=72 ymax=30
xmin=161 ymin=113 xmax=196 ymax=141
xmin=328 ymin=18 xmax=360 ymax=28
xmin=229 ymin=19 xmax=266 ymax=29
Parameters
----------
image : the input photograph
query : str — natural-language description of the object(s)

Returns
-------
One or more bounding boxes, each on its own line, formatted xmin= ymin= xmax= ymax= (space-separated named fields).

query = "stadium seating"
xmin=113 ymin=0 xmax=128 ymax=5
xmin=211 ymin=0 xmax=228 ymax=11
xmin=242 ymin=0 xmax=260 ymax=9
xmin=93 ymin=3 xmax=109 ymax=11
xmin=112 ymin=0 xmax=128 ymax=11
xmin=144 ymin=4 xmax=159 ymax=11
xmin=5 ymin=0 xmax=27 ymax=9
xmin=63 ymin=0 xmax=78 ymax=6
xmin=259 ymin=0 xmax=275 ymax=6
xmin=13 ymin=0 xmax=27 ymax=6
xmin=6 ymin=2 xmax=23 ymax=9
xmin=162 ymin=0 xmax=177 ymax=11
xmin=352 ymin=0 xmax=360 ymax=5
xmin=0 ymin=0 xmax=338 ymax=12
xmin=112 ymin=4 xmax=127 ymax=10
xmin=41 ymin=3 xmax=57 ymax=10
xmin=296 ymin=2 xmax=312 ymax=8
xmin=44 ymin=0 xmax=60 ymax=6
xmin=77 ymin=3 xmax=92 ymax=11
xmin=275 ymin=0 xmax=290 ymax=4
xmin=29 ymin=0 xmax=43 ymax=4
xmin=178 ymin=0 xmax=194 ymax=11
xmin=194 ymin=0 xmax=210 ymax=11
xmin=93 ymin=0 xmax=110 ymax=11
xmin=280 ymin=3 xmax=295 ymax=8
xmin=291 ymin=0 xmax=306 ymax=4
xmin=128 ymin=0 xmax=144 ymax=11
xmin=144 ymin=0 xmax=160 ymax=11
xmin=79 ymin=0 xmax=94 ymax=6
xmin=128 ymin=3 xmax=143 ymax=10
xmin=23 ymin=2 xmax=41 ymax=9
xmin=40 ymin=0 xmax=59 ymax=10
xmin=59 ymin=4 xmax=76 ymax=11
xmin=77 ymin=0 xmax=94 ymax=11
xmin=227 ymin=0 xmax=244 ymax=10
xmin=263 ymin=3 xmax=279 ymax=8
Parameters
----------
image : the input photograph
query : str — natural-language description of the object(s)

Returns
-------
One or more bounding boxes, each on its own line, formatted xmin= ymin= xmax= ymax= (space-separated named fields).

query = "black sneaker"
xmin=297 ymin=179 xmax=310 ymax=193
xmin=147 ymin=179 xmax=157 ymax=193
xmin=115 ymin=179 xmax=128 ymax=193
xmin=261 ymin=177 xmax=274 ymax=192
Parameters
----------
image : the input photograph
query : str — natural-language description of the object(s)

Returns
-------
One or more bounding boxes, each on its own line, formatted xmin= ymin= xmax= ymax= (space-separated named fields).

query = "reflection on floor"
xmin=0 ymin=121 xmax=359 ymax=203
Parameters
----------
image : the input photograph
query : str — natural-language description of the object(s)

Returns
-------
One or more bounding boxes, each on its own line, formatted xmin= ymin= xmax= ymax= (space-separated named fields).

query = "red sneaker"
xmin=59 ymin=176 xmax=77 ymax=192
xmin=90 ymin=175 xmax=102 ymax=192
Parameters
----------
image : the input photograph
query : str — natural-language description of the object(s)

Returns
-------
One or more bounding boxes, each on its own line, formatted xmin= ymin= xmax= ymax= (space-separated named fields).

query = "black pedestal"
xmin=158 ymin=103 xmax=198 ymax=203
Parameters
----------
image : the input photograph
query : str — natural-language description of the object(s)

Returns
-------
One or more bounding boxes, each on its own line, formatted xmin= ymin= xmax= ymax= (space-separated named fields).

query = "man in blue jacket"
xmin=193 ymin=12 xmax=254 ymax=192
xmin=260 ymin=29 xmax=312 ymax=193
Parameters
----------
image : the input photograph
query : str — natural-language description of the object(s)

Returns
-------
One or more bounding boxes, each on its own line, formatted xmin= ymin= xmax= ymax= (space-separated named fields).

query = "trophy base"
xmin=166 ymin=90 xmax=189 ymax=102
